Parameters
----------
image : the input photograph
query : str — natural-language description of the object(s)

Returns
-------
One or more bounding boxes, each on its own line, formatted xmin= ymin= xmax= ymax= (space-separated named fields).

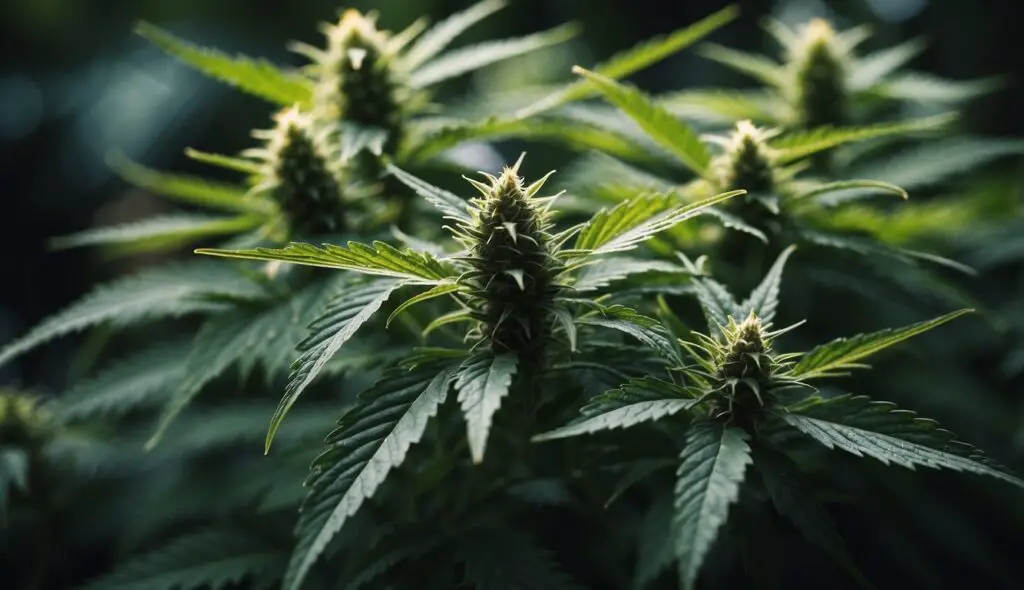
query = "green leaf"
xmin=702 ymin=207 xmax=768 ymax=243
xmin=772 ymin=114 xmax=956 ymax=164
xmin=532 ymin=377 xmax=697 ymax=441
xmin=790 ymin=309 xmax=973 ymax=380
xmin=574 ymin=191 xmax=741 ymax=256
xmin=403 ymin=0 xmax=507 ymax=69
xmin=108 ymin=152 xmax=269 ymax=214
xmin=410 ymin=23 xmax=578 ymax=88
xmin=0 ymin=449 xmax=29 ymax=526
xmin=455 ymin=352 xmax=518 ymax=463
xmin=577 ymin=305 xmax=680 ymax=363
xmin=849 ymin=137 xmax=1024 ymax=191
xmin=384 ymin=163 xmax=472 ymax=223
xmin=571 ymin=257 xmax=689 ymax=292
xmin=80 ymin=526 xmax=286 ymax=590
xmin=735 ymin=244 xmax=796 ymax=325
xmin=634 ymin=493 xmax=676 ymax=589
xmin=386 ymin=282 xmax=462 ymax=327
xmin=660 ymin=88 xmax=781 ymax=125
xmin=697 ymin=44 xmax=785 ymax=87
xmin=55 ymin=341 xmax=189 ymax=423
xmin=285 ymin=363 xmax=456 ymax=590
xmin=184 ymin=147 xmax=263 ymax=175
xmin=515 ymin=5 xmax=738 ymax=118
xmin=690 ymin=278 xmax=739 ymax=332
xmin=753 ymin=447 xmax=874 ymax=589
xmin=873 ymin=72 xmax=1002 ymax=104
xmin=573 ymin=67 xmax=712 ymax=175
xmin=793 ymin=180 xmax=907 ymax=205
xmin=674 ymin=421 xmax=752 ymax=590
xmin=50 ymin=214 xmax=263 ymax=252
xmin=782 ymin=395 xmax=1024 ymax=488
xmin=135 ymin=21 xmax=312 ymax=105
xmin=457 ymin=527 xmax=583 ymax=590
xmin=0 ymin=262 xmax=265 ymax=368
xmin=848 ymin=38 xmax=926 ymax=91
xmin=267 ymin=280 xmax=403 ymax=451
xmin=196 ymin=241 xmax=455 ymax=284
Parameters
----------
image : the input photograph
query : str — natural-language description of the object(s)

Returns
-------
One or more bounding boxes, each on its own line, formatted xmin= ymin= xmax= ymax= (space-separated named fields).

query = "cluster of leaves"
xmin=2 ymin=3 xmax=1024 ymax=590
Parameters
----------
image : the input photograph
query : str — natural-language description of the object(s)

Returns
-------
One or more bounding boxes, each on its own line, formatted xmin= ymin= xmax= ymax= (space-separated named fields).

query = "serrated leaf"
xmin=849 ymin=137 xmax=1024 ymax=191
xmin=386 ymin=282 xmax=462 ymax=328
xmin=790 ymin=309 xmax=972 ymax=380
xmin=197 ymin=241 xmax=455 ymax=284
xmin=690 ymin=277 xmax=739 ymax=332
xmin=108 ymin=152 xmax=269 ymax=214
xmin=571 ymin=257 xmax=689 ymax=292
xmin=577 ymin=305 xmax=679 ymax=362
xmin=136 ymin=21 xmax=312 ymax=105
xmin=753 ymin=447 xmax=874 ymax=589
xmin=660 ymin=88 xmax=781 ymax=125
xmin=782 ymin=395 xmax=1024 ymax=488
xmin=848 ymin=38 xmax=926 ymax=91
xmin=455 ymin=352 xmax=518 ymax=463
xmin=574 ymin=67 xmax=712 ymax=175
xmin=50 ymin=214 xmax=263 ymax=252
xmin=574 ymin=191 xmax=740 ymax=256
xmin=403 ymin=0 xmax=506 ymax=69
xmin=698 ymin=43 xmax=785 ymax=87
xmin=674 ymin=421 xmax=752 ymax=590
xmin=735 ymin=244 xmax=796 ymax=325
xmin=793 ymin=179 xmax=907 ymax=205
xmin=80 ymin=526 xmax=286 ymax=590
xmin=267 ymin=280 xmax=403 ymax=451
xmin=0 ymin=262 xmax=265 ymax=368
xmin=773 ymin=114 xmax=955 ymax=164
xmin=634 ymin=492 xmax=676 ymax=589
xmin=702 ymin=207 xmax=768 ymax=243
xmin=385 ymin=163 xmax=472 ymax=223
xmin=458 ymin=526 xmax=582 ymax=590
xmin=532 ymin=377 xmax=697 ymax=441
xmin=285 ymin=363 xmax=456 ymax=590
xmin=56 ymin=341 xmax=189 ymax=423
xmin=515 ymin=5 xmax=738 ymax=118
xmin=873 ymin=72 xmax=1001 ymax=104
xmin=410 ymin=23 xmax=578 ymax=88
xmin=337 ymin=124 xmax=389 ymax=159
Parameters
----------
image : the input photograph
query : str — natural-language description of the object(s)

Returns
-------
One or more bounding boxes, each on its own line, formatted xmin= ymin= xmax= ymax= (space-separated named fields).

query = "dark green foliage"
xmin=4 ymin=3 xmax=1024 ymax=590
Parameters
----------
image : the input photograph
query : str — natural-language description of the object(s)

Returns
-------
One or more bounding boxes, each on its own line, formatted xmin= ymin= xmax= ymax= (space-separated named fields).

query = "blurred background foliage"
xmin=1 ymin=0 xmax=1023 ymax=586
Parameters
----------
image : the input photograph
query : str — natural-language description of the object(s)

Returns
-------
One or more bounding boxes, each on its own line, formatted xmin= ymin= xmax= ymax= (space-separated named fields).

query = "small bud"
xmin=459 ymin=158 xmax=563 ymax=365
xmin=711 ymin=120 xmax=778 ymax=195
xmin=249 ymin=106 xmax=348 ymax=236
xmin=709 ymin=312 xmax=778 ymax=426
xmin=315 ymin=10 xmax=405 ymax=152
xmin=788 ymin=18 xmax=849 ymax=129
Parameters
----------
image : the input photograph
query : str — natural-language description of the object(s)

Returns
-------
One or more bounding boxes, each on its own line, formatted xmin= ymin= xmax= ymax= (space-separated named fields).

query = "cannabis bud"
xmin=708 ymin=312 xmax=778 ymax=426
xmin=712 ymin=120 xmax=779 ymax=195
xmin=312 ymin=10 xmax=405 ymax=152
xmin=459 ymin=158 xmax=563 ymax=366
xmin=788 ymin=18 xmax=849 ymax=129
xmin=248 ymin=106 xmax=348 ymax=236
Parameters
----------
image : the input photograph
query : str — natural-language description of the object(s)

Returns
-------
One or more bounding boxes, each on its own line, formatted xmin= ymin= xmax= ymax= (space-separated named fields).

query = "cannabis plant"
xmin=533 ymin=247 xmax=1023 ymax=588
xmin=189 ymin=158 xmax=740 ymax=588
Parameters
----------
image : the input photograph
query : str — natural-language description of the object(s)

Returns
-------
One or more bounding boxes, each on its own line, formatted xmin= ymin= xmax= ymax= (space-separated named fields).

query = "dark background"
xmin=1 ymin=0 xmax=1021 ymax=392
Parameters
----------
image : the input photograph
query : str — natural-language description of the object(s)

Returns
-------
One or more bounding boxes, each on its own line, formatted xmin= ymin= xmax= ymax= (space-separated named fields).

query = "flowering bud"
xmin=249 ymin=107 xmax=347 ymax=236
xmin=0 ymin=392 xmax=50 ymax=446
xmin=459 ymin=159 xmax=563 ymax=365
xmin=315 ymin=10 xmax=405 ymax=152
xmin=712 ymin=120 xmax=778 ymax=195
xmin=788 ymin=18 xmax=849 ymax=129
xmin=710 ymin=312 xmax=777 ymax=425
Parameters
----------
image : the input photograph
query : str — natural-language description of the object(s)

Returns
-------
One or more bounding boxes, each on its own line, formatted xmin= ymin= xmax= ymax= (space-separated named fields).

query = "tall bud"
xmin=457 ymin=158 xmax=563 ymax=367
xmin=787 ymin=18 xmax=849 ymax=129
xmin=248 ymin=107 xmax=348 ymax=236
xmin=315 ymin=10 xmax=405 ymax=153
